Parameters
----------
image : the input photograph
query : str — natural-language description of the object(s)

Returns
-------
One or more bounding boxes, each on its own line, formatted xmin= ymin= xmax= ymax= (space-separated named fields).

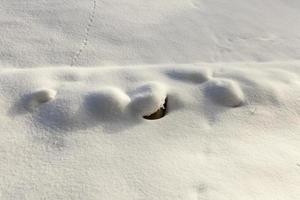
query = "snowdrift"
xmin=0 ymin=62 xmax=299 ymax=199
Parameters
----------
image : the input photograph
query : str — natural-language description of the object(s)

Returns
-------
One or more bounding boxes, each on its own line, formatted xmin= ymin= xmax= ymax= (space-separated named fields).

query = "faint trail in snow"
xmin=70 ymin=0 xmax=97 ymax=66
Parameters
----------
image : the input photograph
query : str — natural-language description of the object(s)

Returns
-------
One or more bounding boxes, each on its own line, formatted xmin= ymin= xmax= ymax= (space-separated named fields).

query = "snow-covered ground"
xmin=0 ymin=0 xmax=300 ymax=200
xmin=1 ymin=0 xmax=300 ymax=67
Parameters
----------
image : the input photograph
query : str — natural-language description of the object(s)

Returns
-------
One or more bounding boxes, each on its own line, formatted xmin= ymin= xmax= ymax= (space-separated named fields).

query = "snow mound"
xmin=165 ymin=68 xmax=212 ymax=84
xmin=26 ymin=89 xmax=57 ymax=111
xmin=205 ymin=78 xmax=245 ymax=107
xmin=0 ymin=63 xmax=299 ymax=200
xmin=30 ymin=88 xmax=56 ymax=103
xmin=85 ymin=87 xmax=131 ymax=119
xmin=129 ymin=82 xmax=168 ymax=117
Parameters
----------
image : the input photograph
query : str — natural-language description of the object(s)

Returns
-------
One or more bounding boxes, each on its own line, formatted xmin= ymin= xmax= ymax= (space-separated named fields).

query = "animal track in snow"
xmin=70 ymin=0 xmax=97 ymax=66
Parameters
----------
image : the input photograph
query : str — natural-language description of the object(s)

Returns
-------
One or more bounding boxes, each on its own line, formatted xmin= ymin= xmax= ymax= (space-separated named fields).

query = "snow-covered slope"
xmin=0 ymin=63 xmax=299 ymax=199
xmin=1 ymin=0 xmax=300 ymax=67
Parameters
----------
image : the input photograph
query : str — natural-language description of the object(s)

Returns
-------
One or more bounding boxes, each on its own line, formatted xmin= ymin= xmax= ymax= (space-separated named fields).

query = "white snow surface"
xmin=1 ymin=0 xmax=300 ymax=67
xmin=0 ymin=63 xmax=300 ymax=199
xmin=0 ymin=0 xmax=300 ymax=200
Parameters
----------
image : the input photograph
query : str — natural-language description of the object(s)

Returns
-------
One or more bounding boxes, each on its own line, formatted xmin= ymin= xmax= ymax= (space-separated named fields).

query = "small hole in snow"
xmin=143 ymin=97 xmax=168 ymax=120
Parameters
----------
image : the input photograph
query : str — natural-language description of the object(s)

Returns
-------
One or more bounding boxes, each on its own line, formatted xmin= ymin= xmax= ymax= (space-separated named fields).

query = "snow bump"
xmin=165 ymin=68 xmax=212 ymax=84
xmin=205 ymin=79 xmax=245 ymax=107
xmin=129 ymin=82 xmax=168 ymax=118
xmin=26 ymin=88 xmax=57 ymax=110
xmin=85 ymin=87 xmax=131 ymax=119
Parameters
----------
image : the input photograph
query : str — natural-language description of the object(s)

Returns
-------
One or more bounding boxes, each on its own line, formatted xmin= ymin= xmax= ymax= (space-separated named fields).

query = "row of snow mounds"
xmin=0 ymin=62 xmax=299 ymax=132
xmin=0 ymin=63 xmax=300 ymax=200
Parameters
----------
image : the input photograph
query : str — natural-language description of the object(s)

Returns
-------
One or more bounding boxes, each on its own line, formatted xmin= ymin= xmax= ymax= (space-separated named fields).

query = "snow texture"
xmin=26 ymin=89 xmax=57 ymax=111
xmin=0 ymin=0 xmax=300 ymax=200
xmin=0 ymin=63 xmax=299 ymax=200
xmin=205 ymin=79 xmax=245 ymax=107
xmin=129 ymin=82 xmax=168 ymax=117
xmin=1 ymin=0 xmax=300 ymax=67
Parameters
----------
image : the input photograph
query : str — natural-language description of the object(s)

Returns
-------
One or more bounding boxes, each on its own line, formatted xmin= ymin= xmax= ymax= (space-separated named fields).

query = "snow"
xmin=26 ymin=88 xmax=57 ymax=111
xmin=0 ymin=0 xmax=300 ymax=200
xmin=85 ymin=87 xmax=131 ymax=119
xmin=1 ymin=0 xmax=300 ymax=67
xmin=129 ymin=82 xmax=168 ymax=117
xmin=0 ymin=63 xmax=300 ymax=199
xmin=165 ymin=68 xmax=212 ymax=84
xmin=205 ymin=79 xmax=245 ymax=107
